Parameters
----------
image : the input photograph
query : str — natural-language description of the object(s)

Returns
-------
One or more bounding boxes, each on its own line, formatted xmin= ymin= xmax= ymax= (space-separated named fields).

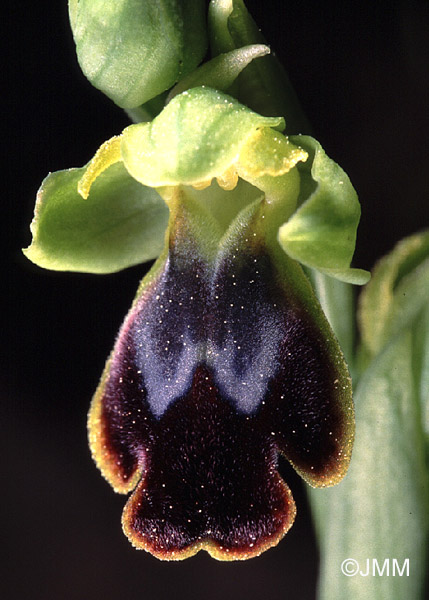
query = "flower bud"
xmin=69 ymin=0 xmax=208 ymax=108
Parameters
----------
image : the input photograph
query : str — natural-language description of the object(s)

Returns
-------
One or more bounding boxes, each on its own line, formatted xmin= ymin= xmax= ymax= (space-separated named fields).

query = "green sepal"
xmin=69 ymin=0 xmax=207 ymax=109
xmin=358 ymin=230 xmax=429 ymax=360
xmin=167 ymin=44 xmax=270 ymax=102
xmin=120 ymin=87 xmax=284 ymax=188
xmin=208 ymin=0 xmax=310 ymax=132
xmin=278 ymin=135 xmax=370 ymax=285
xmin=23 ymin=163 xmax=168 ymax=274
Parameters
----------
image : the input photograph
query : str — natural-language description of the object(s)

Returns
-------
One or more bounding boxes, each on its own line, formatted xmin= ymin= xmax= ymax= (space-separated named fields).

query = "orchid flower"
xmin=25 ymin=86 xmax=368 ymax=559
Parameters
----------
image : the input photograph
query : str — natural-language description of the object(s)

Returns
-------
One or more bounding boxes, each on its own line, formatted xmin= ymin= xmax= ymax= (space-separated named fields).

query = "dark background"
xmin=4 ymin=1 xmax=428 ymax=599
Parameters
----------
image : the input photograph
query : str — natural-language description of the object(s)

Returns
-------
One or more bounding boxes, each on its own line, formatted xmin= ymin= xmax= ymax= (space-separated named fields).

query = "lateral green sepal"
xmin=278 ymin=135 xmax=370 ymax=285
xmin=23 ymin=163 xmax=168 ymax=273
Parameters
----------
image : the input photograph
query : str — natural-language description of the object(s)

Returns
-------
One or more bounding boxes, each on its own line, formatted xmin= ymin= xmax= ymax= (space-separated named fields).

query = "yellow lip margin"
xmin=121 ymin=476 xmax=296 ymax=561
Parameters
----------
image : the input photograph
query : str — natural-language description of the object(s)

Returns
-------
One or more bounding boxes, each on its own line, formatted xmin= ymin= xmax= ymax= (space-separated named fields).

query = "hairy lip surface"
xmin=88 ymin=223 xmax=353 ymax=560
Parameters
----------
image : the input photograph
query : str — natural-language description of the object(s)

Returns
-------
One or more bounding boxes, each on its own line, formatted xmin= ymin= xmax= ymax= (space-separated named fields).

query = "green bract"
xmin=69 ymin=0 xmax=207 ymax=108
xmin=24 ymin=88 xmax=369 ymax=285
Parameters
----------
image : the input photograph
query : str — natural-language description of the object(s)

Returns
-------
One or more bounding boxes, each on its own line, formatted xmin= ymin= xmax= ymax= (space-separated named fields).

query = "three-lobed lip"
xmin=88 ymin=190 xmax=354 ymax=560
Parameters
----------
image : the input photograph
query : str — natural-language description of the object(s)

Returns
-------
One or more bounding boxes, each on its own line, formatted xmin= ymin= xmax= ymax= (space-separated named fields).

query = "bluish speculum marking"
xmin=131 ymin=243 xmax=284 ymax=418
xmin=131 ymin=253 xmax=208 ymax=419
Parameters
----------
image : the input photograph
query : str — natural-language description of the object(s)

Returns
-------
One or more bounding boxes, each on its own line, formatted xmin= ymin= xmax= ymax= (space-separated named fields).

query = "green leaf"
xmin=208 ymin=0 xmax=311 ymax=132
xmin=415 ymin=302 xmax=429 ymax=448
xmin=23 ymin=163 xmax=168 ymax=274
xmin=310 ymin=233 xmax=429 ymax=599
xmin=358 ymin=230 xmax=429 ymax=360
xmin=167 ymin=44 xmax=270 ymax=102
xmin=69 ymin=0 xmax=207 ymax=108
xmin=278 ymin=136 xmax=370 ymax=285
xmin=309 ymin=325 xmax=429 ymax=600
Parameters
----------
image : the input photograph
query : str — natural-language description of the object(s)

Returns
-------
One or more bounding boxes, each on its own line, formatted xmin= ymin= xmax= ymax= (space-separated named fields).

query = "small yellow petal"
xmin=216 ymin=165 xmax=239 ymax=191
xmin=78 ymin=136 xmax=123 ymax=199
xmin=190 ymin=166 xmax=239 ymax=192
xmin=238 ymin=129 xmax=308 ymax=180
xmin=192 ymin=179 xmax=213 ymax=191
